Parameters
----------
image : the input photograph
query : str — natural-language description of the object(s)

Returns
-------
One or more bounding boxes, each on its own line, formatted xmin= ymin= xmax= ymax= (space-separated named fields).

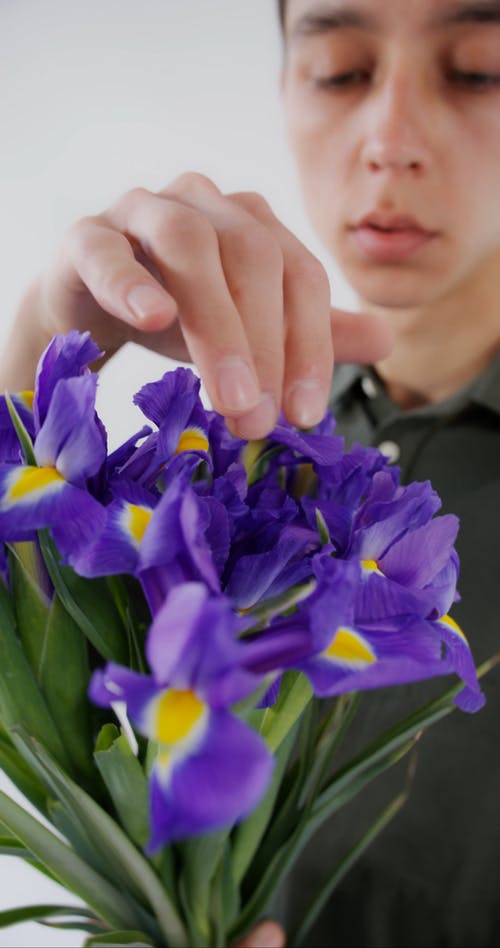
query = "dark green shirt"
xmin=287 ymin=353 xmax=500 ymax=947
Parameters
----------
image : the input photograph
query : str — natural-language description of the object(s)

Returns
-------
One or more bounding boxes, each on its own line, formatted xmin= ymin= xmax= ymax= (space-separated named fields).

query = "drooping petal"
xmin=435 ymin=614 xmax=485 ymax=712
xmin=0 ymin=464 xmax=105 ymax=551
xmin=147 ymin=708 xmax=274 ymax=849
xmin=297 ymin=614 xmax=446 ymax=698
xmin=72 ymin=499 xmax=154 ymax=577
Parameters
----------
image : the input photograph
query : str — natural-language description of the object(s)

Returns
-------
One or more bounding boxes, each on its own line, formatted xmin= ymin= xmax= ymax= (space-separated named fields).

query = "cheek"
xmin=287 ymin=116 xmax=350 ymax=231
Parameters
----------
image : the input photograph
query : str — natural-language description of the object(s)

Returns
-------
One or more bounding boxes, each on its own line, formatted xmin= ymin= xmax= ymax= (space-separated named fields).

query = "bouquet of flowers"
xmin=0 ymin=330 xmax=492 ymax=948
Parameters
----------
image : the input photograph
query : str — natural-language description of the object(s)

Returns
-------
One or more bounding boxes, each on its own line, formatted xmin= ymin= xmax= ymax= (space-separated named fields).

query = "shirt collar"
xmin=329 ymin=348 xmax=500 ymax=417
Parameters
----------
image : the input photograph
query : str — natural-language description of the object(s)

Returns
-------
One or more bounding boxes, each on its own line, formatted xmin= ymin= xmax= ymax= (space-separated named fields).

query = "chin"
xmin=338 ymin=260 xmax=446 ymax=310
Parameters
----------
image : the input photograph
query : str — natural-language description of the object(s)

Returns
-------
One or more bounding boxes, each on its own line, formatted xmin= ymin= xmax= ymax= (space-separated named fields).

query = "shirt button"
xmin=361 ymin=375 xmax=378 ymax=399
xmin=377 ymin=440 xmax=400 ymax=464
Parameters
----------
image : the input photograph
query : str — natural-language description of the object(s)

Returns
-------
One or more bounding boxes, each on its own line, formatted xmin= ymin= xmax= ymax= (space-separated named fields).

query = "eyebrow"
xmin=288 ymin=5 xmax=377 ymax=40
xmin=287 ymin=1 xmax=500 ymax=41
xmin=434 ymin=1 xmax=500 ymax=26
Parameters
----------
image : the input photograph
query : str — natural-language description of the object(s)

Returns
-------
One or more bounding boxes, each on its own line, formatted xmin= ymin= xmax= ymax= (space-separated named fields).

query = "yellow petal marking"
xmin=175 ymin=427 xmax=209 ymax=454
xmin=439 ymin=613 xmax=468 ymax=643
xmin=361 ymin=558 xmax=383 ymax=575
xmin=155 ymin=689 xmax=205 ymax=745
xmin=126 ymin=504 xmax=153 ymax=544
xmin=324 ymin=626 xmax=376 ymax=667
xmin=18 ymin=390 xmax=34 ymax=411
xmin=7 ymin=466 xmax=65 ymax=502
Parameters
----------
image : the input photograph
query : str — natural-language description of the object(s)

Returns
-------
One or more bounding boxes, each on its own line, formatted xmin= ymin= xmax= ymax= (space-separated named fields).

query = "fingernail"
xmin=217 ymin=357 xmax=261 ymax=412
xmin=233 ymin=393 xmax=277 ymax=440
xmin=127 ymin=284 xmax=170 ymax=320
xmin=287 ymin=379 xmax=327 ymax=429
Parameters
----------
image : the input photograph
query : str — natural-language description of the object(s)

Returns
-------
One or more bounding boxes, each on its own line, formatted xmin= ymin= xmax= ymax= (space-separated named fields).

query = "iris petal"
xmin=147 ymin=708 xmax=274 ymax=849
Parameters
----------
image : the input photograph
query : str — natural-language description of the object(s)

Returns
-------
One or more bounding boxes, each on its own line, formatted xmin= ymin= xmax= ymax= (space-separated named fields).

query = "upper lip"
xmin=353 ymin=211 xmax=435 ymax=233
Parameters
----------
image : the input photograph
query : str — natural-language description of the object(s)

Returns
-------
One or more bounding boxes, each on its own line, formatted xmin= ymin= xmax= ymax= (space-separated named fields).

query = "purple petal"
xmin=34 ymin=375 xmax=106 ymax=485
xmin=34 ymin=330 xmax=103 ymax=430
xmin=0 ymin=465 xmax=105 ymax=551
xmin=147 ymin=709 xmax=274 ymax=848
xmin=146 ymin=583 xmax=256 ymax=704
xmin=72 ymin=499 xmax=153 ymax=577
xmin=379 ymin=514 xmax=459 ymax=588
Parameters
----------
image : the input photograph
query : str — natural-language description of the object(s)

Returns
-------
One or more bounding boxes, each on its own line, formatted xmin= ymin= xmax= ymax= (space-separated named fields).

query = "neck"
xmin=361 ymin=264 xmax=500 ymax=410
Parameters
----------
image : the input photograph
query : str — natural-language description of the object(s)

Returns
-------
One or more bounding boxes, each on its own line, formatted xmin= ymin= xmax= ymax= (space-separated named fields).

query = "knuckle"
xmin=231 ymin=191 xmax=272 ymax=218
xmin=167 ymin=170 xmax=219 ymax=200
xmin=289 ymin=253 xmax=329 ymax=297
xmin=65 ymin=215 xmax=104 ymax=258
xmin=118 ymin=186 xmax=151 ymax=210
xmin=233 ymin=224 xmax=282 ymax=272
xmin=158 ymin=202 xmax=216 ymax=253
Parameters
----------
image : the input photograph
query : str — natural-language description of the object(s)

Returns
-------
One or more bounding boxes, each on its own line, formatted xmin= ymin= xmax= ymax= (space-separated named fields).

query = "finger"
xmin=109 ymin=186 xmax=265 ymax=422
xmin=62 ymin=216 xmax=178 ymax=334
xmin=162 ymin=174 xmax=285 ymax=439
xmin=230 ymin=191 xmax=333 ymax=430
xmin=233 ymin=920 xmax=286 ymax=948
xmin=331 ymin=308 xmax=394 ymax=364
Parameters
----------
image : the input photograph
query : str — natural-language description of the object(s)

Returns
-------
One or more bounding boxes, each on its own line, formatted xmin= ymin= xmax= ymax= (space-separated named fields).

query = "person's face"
xmin=282 ymin=0 xmax=500 ymax=309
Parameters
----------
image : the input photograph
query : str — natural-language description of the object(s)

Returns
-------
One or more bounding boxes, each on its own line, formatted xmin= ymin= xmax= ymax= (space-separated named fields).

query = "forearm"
xmin=0 ymin=277 xmax=53 ymax=391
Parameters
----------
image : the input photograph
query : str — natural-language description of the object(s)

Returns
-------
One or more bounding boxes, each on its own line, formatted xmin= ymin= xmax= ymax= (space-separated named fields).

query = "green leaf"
xmin=0 ymin=903 xmax=98 ymax=931
xmin=0 ymin=580 xmax=72 ymax=772
xmin=0 ymin=731 xmax=49 ymax=815
xmin=0 ymin=789 xmax=142 ymax=932
xmin=0 ymin=835 xmax=32 ymax=857
xmin=9 ymin=545 xmax=94 ymax=778
xmin=209 ymin=841 xmax=240 ymax=945
xmin=288 ymin=787 xmax=410 ymax=947
xmin=84 ymin=932 xmax=155 ymax=947
xmin=38 ymin=531 xmax=128 ymax=663
xmin=257 ymin=671 xmax=313 ymax=754
xmin=179 ymin=829 xmax=229 ymax=946
xmin=48 ymin=799 xmax=112 ymax=878
xmin=11 ymin=731 xmax=188 ymax=948
xmin=231 ymin=724 xmax=298 ymax=885
xmin=94 ymin=729 xmax=149 ymax=848
xmin=4 ymin=392 xmax=37 ymax=465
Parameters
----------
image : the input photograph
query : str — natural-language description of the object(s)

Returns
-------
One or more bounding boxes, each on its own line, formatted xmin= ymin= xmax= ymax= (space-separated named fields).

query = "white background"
xmin=0 ymin=2 xmax=353 ymax=945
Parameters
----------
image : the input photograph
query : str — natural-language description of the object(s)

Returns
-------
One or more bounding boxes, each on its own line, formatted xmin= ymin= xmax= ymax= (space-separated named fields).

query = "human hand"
xmin=233 ymin=919 xmax=285 ymax=947
xmin=5 ymin=173 xmax=392 ymax=439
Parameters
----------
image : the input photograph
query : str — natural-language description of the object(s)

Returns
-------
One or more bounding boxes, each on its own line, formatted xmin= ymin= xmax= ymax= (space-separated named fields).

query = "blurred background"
xmin=0 ymin=1 xmax=353 ymax=944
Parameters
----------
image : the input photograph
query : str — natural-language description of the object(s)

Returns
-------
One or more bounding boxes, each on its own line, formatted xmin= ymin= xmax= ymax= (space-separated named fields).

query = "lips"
xmin=349 ymin=212 xmax=438 ymax=262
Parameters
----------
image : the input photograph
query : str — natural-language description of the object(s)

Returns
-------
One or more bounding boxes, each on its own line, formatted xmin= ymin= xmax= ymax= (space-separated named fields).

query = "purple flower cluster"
xmin=0 ymin=331 xmax=484 ymax=851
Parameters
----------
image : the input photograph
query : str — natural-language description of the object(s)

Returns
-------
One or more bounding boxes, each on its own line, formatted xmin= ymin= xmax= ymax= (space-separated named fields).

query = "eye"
xmin=448 ymin=69 xmax=500 ymax=89
xmin=313 ymin=69 xmax=370 ymax=89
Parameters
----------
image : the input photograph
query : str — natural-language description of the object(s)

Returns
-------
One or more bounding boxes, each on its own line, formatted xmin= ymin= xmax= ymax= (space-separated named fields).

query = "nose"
xmin=360 ymin=65 xmax=431 ymax=175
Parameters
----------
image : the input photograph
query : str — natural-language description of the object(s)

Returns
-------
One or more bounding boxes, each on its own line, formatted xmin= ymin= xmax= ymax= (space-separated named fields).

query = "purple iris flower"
xmin=0 ymin=373 xmax=106 ymax=556
xmin=90 ymin=582 xmax=274 ymax=850
xmin=242 ymin=555 xmax=484 ymax=712
xmin=74 ymin=475 xmax=224 ymax=614
xmin=119 ymin=368 xmax=210 ymax=489
xmin=0 ymin=332 xmax=108 ymax=557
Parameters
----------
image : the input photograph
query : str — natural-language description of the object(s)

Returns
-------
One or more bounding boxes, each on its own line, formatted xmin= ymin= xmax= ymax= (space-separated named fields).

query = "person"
xmin=1 ymin=0 xmax=499 ymax=945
